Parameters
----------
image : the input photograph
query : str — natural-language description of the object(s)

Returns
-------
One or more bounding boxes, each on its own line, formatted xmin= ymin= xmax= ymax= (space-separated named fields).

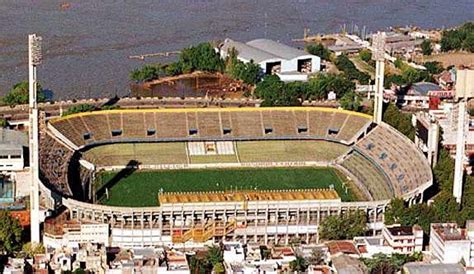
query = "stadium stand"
xmin=196 ymin=111 xmax=222 ymax=137
xmin=337 ymin=115 xmax=369 ymax=142
xmin=49 ymin=108 xmax=371 ymax=147
xmin=39 ymin=133 xmax=74 ymax=196
xmin=355 ymin=124 xmax=432 ymax=196
xmin=341 ymin=151 xmax=394 ymax=200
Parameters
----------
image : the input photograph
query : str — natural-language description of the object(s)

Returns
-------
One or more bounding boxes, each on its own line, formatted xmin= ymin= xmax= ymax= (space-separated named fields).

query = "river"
xmin=0 ymin=0 xmax=472 ymax=99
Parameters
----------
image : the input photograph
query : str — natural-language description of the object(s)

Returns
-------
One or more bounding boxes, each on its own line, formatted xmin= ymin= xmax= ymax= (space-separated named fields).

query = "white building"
xmin=220 ymin=38 xmax=321 ymax=81
xmin=43 ymin=221 xmax=109 ymax=249
xmin=0 ymin=128 xmax=27 ymax=171
xmin=382 ymin=224 xmax=423 ymax=254
xmin=429 ymin=222 xmax=474 ymax=266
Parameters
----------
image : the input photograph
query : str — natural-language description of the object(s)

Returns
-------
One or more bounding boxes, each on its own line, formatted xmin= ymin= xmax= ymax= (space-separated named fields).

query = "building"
xmin=382 ymin=224 xmax=423 ymax=254
xmin=381 ymin=32 xmax=423 ymax=55
xmin=429 ymin=222 xmax=474 ymax=266
xmin=220 ymin=38 xmax=321 ymax=81
xmin=43 ymin=212 xmax=109 ymax=249
xmin=455 ymin=67 xmax=474 ymax=100
xmin=0 ymin=128 xmax=27 ymax=171
xmin=403 ymin=262 xmax=465 ymax=274
xmin=436 ymin=70 xmax=455 ymax=90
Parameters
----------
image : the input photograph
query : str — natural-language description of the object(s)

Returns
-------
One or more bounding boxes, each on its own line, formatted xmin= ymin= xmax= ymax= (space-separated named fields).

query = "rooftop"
xmin=331 ymin=254 xmax=366 ymax=274
xmin=159 ymin=189 xmax=340 ymax=204
xmin=410 ymin=82 xmax=442 ymax=96
xmin=403 ymin=262 xmax=465 ymax=274
xmin=221 ymin=38 xmax=314 ymax=63
xmin=431 ymin=223 xmax=467 ymax=241
xmin=246 ymin=38 xmax=309 ymax=60
xmin=327 ymin=241 xmax=359 ymax=256
xmin=386 ymin=226 xmax=415 ymax=236
xmin=0 ymin=128 xmax=27 ymax=147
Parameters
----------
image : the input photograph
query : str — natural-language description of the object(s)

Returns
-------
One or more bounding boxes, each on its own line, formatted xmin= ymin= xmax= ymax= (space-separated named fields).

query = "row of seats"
xmin=341 ymin=151 xmax=394 ymax=200
xmin=39 ymin=133 xmax=74 ymax=196
xmin=355 ymin=124 xmax=432 ymax=196
xmin=50 ymin=109 xmax=371 ymax=147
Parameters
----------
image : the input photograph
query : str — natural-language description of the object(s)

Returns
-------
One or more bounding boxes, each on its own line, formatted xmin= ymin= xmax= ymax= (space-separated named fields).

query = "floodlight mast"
xmin=28 ymin=34 xmax=42 ymax=243
xmin=372 ymin=32 xmax=386 ymax=124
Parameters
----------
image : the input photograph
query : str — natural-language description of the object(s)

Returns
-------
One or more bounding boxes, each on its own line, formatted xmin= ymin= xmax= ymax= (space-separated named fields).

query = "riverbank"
xmin=1 ymin=0 xmax=472 ymax=99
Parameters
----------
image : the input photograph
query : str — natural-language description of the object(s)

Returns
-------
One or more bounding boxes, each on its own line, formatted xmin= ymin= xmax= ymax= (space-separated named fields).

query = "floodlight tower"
xmin=453 ymin=100 xmax=468 ymax=203
xmin=372 ymin=32 xmax=386 ymax=124
xmin=28 ymin=34 xmax=42 ymax=243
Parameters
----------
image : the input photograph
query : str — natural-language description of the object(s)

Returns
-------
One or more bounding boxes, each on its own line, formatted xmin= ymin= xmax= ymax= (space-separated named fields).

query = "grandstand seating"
xmin=355 ymin=125 xmax=432 ymax=196
xmin=42 ymin=107 xmax=433 ymax=203
xmin=337 ymin=115 xmax=370 ymax=142
xmin=196 ymin=111 xmax=221 ymax=137
xmin=49 ymin=108 xmax=371 ymax=147
xmin=341 ymin=151 xmax=393 ymax=200
xmin=39 ymin=133 xmax=74 ymax=196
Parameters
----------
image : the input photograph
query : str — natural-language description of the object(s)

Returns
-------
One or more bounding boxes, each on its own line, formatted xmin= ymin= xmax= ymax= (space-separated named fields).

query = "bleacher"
xmin=341 ymin=151 xmax=394 ymax=200
xmin=49 ymin=108 xmax=372 ymax=147
xmin=355 ymin=124 xmax=432 ymax=197
xmin=39 ymin=133 xmax=74 ymax=196
xmin=337 ymin=115 xmax=369 ymax=142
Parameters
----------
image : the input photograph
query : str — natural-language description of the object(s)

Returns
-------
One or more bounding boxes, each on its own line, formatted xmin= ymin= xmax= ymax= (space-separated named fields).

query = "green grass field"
xmin=96 ymin=167 xmax=353 ymax=207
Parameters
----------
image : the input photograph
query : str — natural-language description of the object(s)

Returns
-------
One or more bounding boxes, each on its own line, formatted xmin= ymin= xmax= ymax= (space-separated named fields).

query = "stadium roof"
xmin=159 ymin=189 xmax=340 ymax=204
xmin=221 ymin=38 xmax=314 ymax=63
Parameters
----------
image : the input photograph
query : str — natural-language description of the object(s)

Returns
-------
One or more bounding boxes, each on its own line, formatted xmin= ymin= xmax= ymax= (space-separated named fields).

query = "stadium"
xmin=37 ymin=107 xmax=432 ymax=247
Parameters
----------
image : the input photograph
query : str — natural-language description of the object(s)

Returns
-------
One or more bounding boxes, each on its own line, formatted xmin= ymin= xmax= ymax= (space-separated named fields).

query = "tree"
xmin=424 ymin=61 xmax=444 ymax=75
xmin=361 ymin=252 xmax=423 ymax=274
xmin=359 ymin=49 xmax=372 ymax=63
xmin=129 ymin=64 xmax=165 ymax=82
xmin=382 ymin=103 xmax=415 ymax=140
xmin=339 ymin=91 xmax=361 ymax=111
xmin=307 ymin=73 xmax=355 ymax=100
xmin=0 ymin=211 xmax=22 ymax=255
xmin=2 ymin=81 xmax=45 ymax=107
xmin=307 ymin=248 xmax=325 ymax=266
xmin=212 ymin=262 xmax=224 ymax=273
xmin=441 ymin=22 xmax=474 ymax=52
xmin=384 ymin=74 xmax=405 ymax=89
xmin=334 ymin=55 xmax=370 ymax=84
xmin=177 ymin=43 xmax=224 ymax=73
xmin=394 ymin=58 xmax=404 ymax=70
xmin=306 ymin=44 xmax=331 ymax=61
xmin=255 ymin=75 xmax=300 ymax=106
xmin=462 ymin=33 xmax=474 ymax=52
xmin=189 ymin=254 xmax=209 ymax=274
xmin=402 ymin=67 xmax=431 ymax=84
xmin=62 ymin=104 xmax=96 ymax=116
xmin=319 ymin=210 xmax=367 ymax=240
xmin=21 ymin=242 xmax=45 ymax=258
xmin=206 ymin=245 xmax=223 ymax=268
xmin=0 ymin=119 xmax=8 ymax=128
xmin=421 ymin=39 xmax=433 ymax=56
xmin=289 ymin=256 xmax=308 ymax=272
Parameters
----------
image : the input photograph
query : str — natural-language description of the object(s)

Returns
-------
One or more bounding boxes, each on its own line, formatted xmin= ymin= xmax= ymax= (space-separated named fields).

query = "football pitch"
xmin=95 ymin=167 xmax=354 ymax=207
